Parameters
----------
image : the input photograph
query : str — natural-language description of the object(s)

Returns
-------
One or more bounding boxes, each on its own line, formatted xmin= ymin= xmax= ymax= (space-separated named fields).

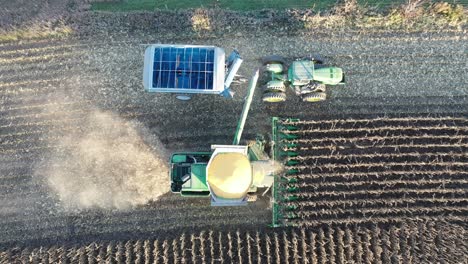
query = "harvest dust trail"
xmin=35 ymin=110 xmax=169 ymax=211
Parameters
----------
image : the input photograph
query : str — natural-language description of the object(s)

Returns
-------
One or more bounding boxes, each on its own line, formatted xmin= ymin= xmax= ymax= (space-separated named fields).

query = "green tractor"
xmin=261 ymin=55 xmax=345 ymax=103
xmin=169 ymin=70 xmax=277 ymax=206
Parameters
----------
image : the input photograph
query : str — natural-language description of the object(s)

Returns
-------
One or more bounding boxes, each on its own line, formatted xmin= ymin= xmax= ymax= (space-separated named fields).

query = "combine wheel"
xmin=264 ymin=80 xmax=286 ymax=93
xmin=302 ymin=92 xmax=327 ymax=102
xmin=262 ymin=92 xmax=286 ymax=103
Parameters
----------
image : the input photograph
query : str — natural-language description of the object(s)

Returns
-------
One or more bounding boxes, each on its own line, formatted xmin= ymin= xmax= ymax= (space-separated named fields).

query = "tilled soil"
xmin=0 ymin=16 xmax=467 ymax=259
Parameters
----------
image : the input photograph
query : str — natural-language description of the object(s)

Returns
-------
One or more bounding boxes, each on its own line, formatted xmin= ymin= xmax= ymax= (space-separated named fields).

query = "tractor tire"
xmin=262 ymin=92 xmax=287 ymax=103
xmin=264 ymin=80 xmax=286 ymax=93
xmin=310 ymin=54 xmax=324 ymax=64
xmin=300 ymin=82 xmax=326 ymax=94
xmin=302 ymin=92 xmax=327 ymax=103
xmin=262 ymin=55 xmax=286 ymax=66
xmin=301 ymin=55 xmax=324 ymax=65
xmin=314 ymin=83 xmax=326 ymax=93
xmin=313 ymin=59 xmax=324 ymax=65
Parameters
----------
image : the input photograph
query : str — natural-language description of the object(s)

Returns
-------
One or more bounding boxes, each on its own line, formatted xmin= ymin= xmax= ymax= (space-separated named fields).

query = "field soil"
xmin=0 ymin=5 xmax=467 ymax=263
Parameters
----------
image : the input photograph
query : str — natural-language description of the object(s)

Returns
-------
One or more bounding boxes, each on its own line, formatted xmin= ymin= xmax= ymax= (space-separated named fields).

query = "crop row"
xmin=284 ymin=116 xmax=468 ymax=129
xmin=291 ymin=152 xmax=468 ymax=165
xmin=1 ymin=221 xmax=465 ymax=264
xmin=284 ymin=127 xmax=468 ymax=140
xmin=292 ymin=170 xmax=468 ymax=183
xmin=275 ymin=117 xmax=468 ymax=226
xmin=288 ymin=162 xmax=468 ymax=174
xmin=285 ymin=135 xmax=468 ymax=149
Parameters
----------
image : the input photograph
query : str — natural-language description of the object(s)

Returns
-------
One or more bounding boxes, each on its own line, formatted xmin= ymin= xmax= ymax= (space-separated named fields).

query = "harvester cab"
xmin=169 ymin=70 xmax=277 ymax=206
xmin=261 ymin=55 xmax=345 ymax=103
xmin=143 ymin=44 xmax=242 ymax=100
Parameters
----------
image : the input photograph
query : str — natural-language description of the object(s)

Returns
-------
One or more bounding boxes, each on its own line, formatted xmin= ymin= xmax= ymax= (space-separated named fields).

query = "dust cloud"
xmin=38 ymin=110 xmax=169 ymax=211
xmin=251 ymin=160 xmax=284 ymax=188
xmin=252 ymin=160 xmax=284 ymax=176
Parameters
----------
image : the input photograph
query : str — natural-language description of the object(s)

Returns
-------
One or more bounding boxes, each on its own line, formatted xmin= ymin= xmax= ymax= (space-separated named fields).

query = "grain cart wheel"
xmin=262 ymin=92 xmax=286 ymax=103
xmin=175 ymin=94 xmax=192 ymax=101
xmin=264 ymin=80 xmax=286 ymax=93
xmin=302 ymin=92 xmax=327 ymax=102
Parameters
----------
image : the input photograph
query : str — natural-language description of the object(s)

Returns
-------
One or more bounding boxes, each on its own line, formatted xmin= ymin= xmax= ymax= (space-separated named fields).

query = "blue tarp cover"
xmin=152 ymin=47 xmax=215 ymax=90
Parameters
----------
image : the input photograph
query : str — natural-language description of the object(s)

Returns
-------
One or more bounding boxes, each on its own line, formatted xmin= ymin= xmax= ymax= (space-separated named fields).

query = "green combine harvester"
xmin=169 ymin=70 xmax=277 ymax=206
xmin=261 ymin=55 xmax=345 ymax=102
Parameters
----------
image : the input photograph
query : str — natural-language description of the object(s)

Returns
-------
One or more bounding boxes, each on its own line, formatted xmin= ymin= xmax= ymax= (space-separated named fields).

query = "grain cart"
xmin=261 ymin=55 xmax=345 ymax=103
xmin=143 ymin=44 xmax=242 ymax=100
xmin=169 ymin=70 xmax=277 ymax=206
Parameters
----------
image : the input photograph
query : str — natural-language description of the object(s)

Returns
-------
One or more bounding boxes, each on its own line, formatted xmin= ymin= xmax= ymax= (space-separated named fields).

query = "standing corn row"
xmin=271 ymin=116 xmax=468 ymax=227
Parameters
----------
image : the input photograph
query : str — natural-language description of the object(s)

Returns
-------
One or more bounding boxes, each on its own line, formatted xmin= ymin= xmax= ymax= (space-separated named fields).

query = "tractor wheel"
xmin=262 ymin=92 xmax=286 ymax=103
xmin=313 ymin=59 xmax=324 ymax=64
xmin=262 ymin=55 xmax=286 ymax=66
xmin=300 ymin=82 xmax=326 ymax=94
xmin=264 ymin=63 xmax=284 ymax=74
xmin=301 ymin=55 xmax=324 ymax=65
xmin=264 ymin=80 xmax=286 ymax=93
xmin=314 ymin=83 xmax=326 ymax=93
xmin=302 ymin=92 xmax=327 ymax=103
xmin=310 ymin=54 xmax=324 ymax=64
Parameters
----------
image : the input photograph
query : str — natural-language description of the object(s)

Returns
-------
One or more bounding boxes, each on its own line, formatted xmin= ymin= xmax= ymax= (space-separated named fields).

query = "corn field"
xmin=0 ymin=7 xmax=467 ymax=263
xmin=274 ymin=117 xmax=468 ymax=227
xmin=1 ymin=221 xmax=466 ymax=264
